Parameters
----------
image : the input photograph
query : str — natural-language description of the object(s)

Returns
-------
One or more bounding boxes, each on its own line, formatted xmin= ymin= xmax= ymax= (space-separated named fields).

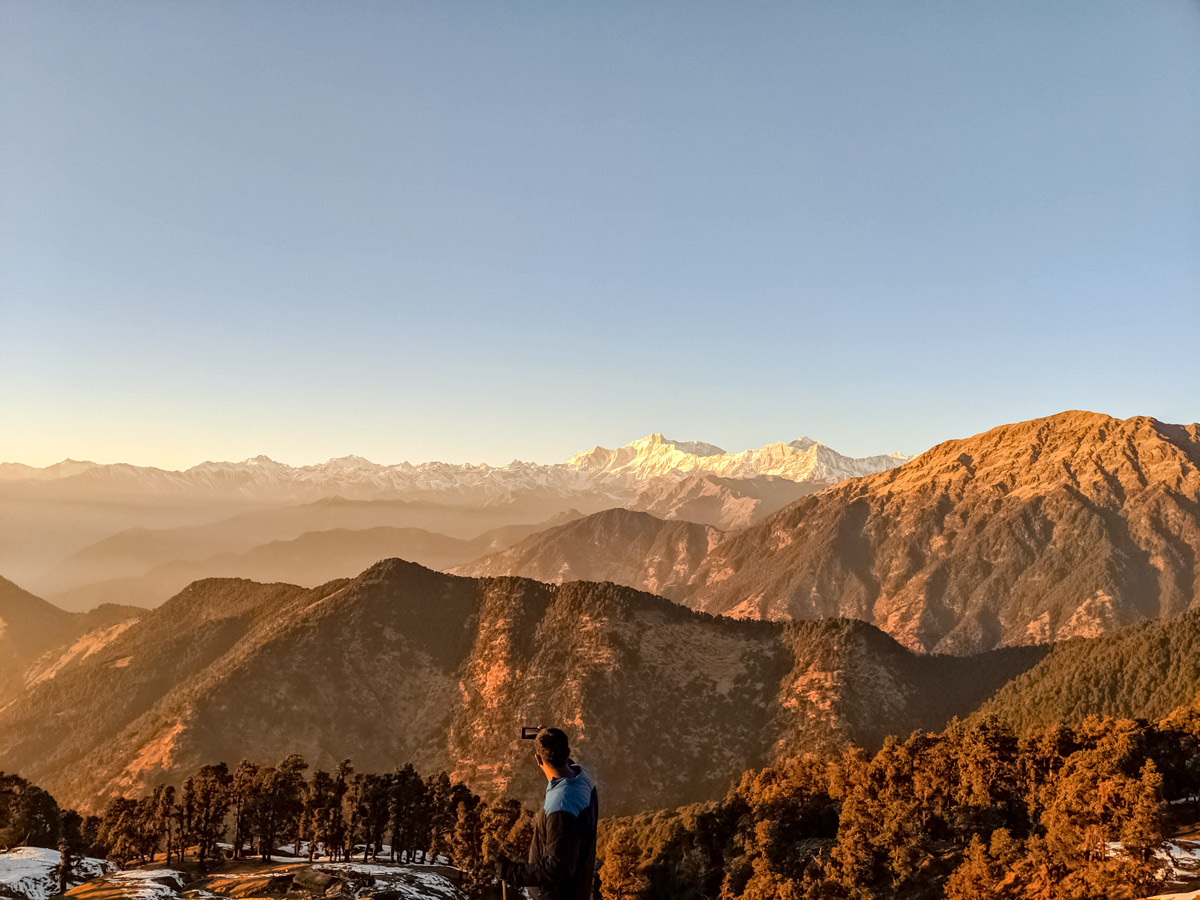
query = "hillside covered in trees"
xmin=0 ymin=562 xmax=1043 ymax=816
xmin=597 ymin=702 xmax=1200 ymax=900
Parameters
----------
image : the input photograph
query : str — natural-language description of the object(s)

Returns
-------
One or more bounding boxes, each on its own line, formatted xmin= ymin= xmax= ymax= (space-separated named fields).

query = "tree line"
xmin=1 ymin=757 xmax=532 ymax=899
xmin=12 ymin=699 xmax=1200 ymax=899
xmin=596 ymin=700 xmax=1200 ymax=900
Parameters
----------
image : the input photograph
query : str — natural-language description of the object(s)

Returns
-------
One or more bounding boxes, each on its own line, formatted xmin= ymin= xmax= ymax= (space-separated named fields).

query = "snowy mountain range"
xmin=0 ymin=433 xmax=910 ymax=503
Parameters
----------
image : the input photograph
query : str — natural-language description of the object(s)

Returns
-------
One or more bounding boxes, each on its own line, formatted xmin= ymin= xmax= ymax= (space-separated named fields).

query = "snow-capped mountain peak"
xmin=2 ymin=433 xmax=911 ymax=504
xmin=788 ymin=436 xmax=822 ymax=451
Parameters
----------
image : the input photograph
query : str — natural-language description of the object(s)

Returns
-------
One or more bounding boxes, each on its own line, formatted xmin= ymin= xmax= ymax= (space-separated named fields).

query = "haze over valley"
xmin=0 ymin=432 xmax=909 ymax=608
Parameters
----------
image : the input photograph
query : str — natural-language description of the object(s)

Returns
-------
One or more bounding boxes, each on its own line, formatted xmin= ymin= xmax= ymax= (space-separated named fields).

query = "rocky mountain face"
xmin=464 ymin=412 xmax=1200 ymax=655
xmin=0 ymin=562 xmax=1038 ymax=817
xmin=0 ymin=576 xmax=142 ymax=704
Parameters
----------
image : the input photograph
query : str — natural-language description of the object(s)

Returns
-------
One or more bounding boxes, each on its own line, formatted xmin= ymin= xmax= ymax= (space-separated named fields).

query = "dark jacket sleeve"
xmin=502 ymin=811 xmax=581 ymax=887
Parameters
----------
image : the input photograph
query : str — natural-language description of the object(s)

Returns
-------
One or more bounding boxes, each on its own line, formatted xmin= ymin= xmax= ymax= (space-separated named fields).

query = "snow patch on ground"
xmin=0 ymin=847 xmax=112 ymax=900
xmin=104 ymin=869 xmax=186 ymax=900
xmin=1135 ymin=839 xmax=1200 ymax=898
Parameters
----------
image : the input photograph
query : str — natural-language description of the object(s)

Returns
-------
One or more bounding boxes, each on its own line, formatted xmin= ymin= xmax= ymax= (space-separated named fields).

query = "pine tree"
xmin=600 ymin=825 xmax=647 ymax=900
xmin=425 ymin=772 xmax=453 ymax=863
xmin=451 ymin=800 xmax=486 ymax=896
xmin=175 ymin=777 xmax=196 ymax=863
xmin=329 ymin=759 xmax=353 ymax=861
xmin=192 ymin=763 xmax=232 ymax=873
xmin=943 ymin=835 xmax=995 ymax=900
xmin=153 ymin=785 xmax=176 ymax=865
xmin=55 ymin=810 xmax=83 ymax=894
xmin=99 ymin=797 xmax=142 ymax=868
xmin=0 ymin=773 xmax=61 ymax=849
xmin=480 ymin=797 xmax=522 ymax=867
xmin=229 ymin=760 xmax=259 ymax=860
xmin=389 ymin=764 xmax=425 ymax=863
xmin=302 ymin=770 xmax=333 ymax=861
xmin=250 ymin=754 xmax=308 ymax=860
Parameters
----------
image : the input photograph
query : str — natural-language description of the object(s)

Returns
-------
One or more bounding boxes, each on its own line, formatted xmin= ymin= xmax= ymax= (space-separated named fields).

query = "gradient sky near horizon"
xmin=2 ymin=1 xmax=1198 ymax=470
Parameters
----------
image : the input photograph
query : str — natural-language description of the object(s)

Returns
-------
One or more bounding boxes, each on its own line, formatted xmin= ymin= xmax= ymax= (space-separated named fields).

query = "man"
xmin=497 ymin=727 xmax=599 ymax=900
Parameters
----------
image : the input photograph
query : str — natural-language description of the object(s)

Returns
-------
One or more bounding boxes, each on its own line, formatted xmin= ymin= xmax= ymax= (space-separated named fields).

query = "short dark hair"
xmin=534 ymin=727 xmax=570 ymax=768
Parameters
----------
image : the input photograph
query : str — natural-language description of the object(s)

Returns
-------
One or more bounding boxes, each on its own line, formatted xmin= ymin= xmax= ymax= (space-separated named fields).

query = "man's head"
xmin=533 ymin=727 xmax=571 ymax=779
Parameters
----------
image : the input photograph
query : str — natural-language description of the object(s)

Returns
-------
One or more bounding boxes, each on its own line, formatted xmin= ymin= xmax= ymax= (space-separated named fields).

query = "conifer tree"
xmin=389 ymin=764 xmax=425 ymax=862
xmin=229 ymin=760 xmax=259 ymax=860
xmin=175 ymin=776 xmax=195 ymax=863
xmin=425 ymin=771 xmax=453 ymax=863
xmin=192 ymin=763 xmax=232 ymax=873
xmin=0 ymin=773 xmax=61 ymax=849
xmin=451 ymin=800 xmax=486 ymax=896
xmin=329 ymin=759 xmax=353 ymax=861
xmin=301 ymin=769 xmax=333 ymax=861
xmin=152 ymin=785 xmax=176 ymax=864
xmin=55 ymin=810 xmax=84 ymax=894
xmin=99 ymin=797 xmax=141 ymax=868
xmin=599 ymin=825 xmax=647 ymax=900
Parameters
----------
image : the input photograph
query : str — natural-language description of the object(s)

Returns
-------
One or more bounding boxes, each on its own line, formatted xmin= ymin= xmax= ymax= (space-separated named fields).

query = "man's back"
xmin=503 ymin=764 xmax=599 ymax=900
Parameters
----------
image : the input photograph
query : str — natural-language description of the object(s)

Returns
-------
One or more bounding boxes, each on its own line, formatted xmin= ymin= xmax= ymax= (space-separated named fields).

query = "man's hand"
xmin=494 ymin=855 xmax=516 ymax=886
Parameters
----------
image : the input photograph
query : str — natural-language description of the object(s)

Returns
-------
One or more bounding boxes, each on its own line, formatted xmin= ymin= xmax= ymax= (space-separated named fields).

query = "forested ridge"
xmin=975 ymin=607 xmax=1200 ymax=733
xmin=0 ymin=564 xmax=1044 ymax=816
xmin=595 ymin=702 xmax=1200 ymax=900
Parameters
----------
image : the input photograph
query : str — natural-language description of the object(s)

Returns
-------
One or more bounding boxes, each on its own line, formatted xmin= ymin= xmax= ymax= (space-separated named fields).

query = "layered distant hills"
xmin=463 ymin=412 xmax=1200 ymax=654
xmin=4 ymin=410 xmax=1200 ymax=820
xmin=1 ymin=433 xmax=908 ymax=607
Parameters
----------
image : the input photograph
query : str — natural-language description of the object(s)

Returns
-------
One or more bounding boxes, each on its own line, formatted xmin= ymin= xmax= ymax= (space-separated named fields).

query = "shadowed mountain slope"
xmin=0 ymin=562 xmax=1041 ymax=817
xmin=0 ymin=576 xmax=142 ymax=704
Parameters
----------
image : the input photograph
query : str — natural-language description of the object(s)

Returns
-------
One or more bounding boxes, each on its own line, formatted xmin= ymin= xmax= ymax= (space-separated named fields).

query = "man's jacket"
xmin=501 ymin=764 xmax=598 ymax=900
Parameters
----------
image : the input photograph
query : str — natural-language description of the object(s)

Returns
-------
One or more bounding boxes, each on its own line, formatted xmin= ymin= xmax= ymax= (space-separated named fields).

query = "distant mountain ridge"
xmin=2 ymin=435 xmax=910 ymax=593
xmin=453 ymin=508 xmax=720 ymax=598
xmin=50 ymin=511 xmax=585 ymax=610
xmin=0 ymin=433 xmax=910 ymax=504
xmin=462 ymin=412 xmax=1200 ymax=655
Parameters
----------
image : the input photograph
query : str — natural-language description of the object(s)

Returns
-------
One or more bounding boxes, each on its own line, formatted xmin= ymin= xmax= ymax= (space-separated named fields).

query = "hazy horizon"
xmin=4 ymin=2 xmax=1198 ymax=470
xmin=2 ymin=405 xmax=1197 ymax=472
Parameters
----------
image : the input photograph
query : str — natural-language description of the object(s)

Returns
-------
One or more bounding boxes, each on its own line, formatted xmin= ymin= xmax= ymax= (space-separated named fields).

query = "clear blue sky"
xmin=2 ymin=1 xmax=1197 ymax=468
